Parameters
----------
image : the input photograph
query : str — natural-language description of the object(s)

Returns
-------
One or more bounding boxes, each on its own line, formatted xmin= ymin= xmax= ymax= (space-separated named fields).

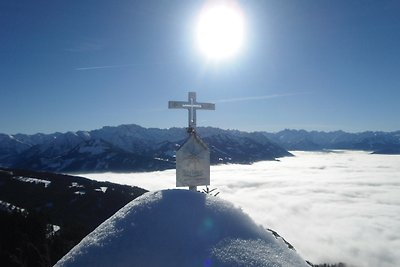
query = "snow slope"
xmin=55 ymin=189 xmax=308 ymax=267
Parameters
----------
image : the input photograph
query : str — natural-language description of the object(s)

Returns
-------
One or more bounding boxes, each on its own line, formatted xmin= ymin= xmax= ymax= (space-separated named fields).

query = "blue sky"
xmin=1 ymin=0 xmax=399 ymax=134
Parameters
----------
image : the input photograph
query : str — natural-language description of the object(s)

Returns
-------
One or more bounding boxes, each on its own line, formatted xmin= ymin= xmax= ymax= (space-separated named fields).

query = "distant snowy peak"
xmin=55 ymin=189 xmax=309 ymax=267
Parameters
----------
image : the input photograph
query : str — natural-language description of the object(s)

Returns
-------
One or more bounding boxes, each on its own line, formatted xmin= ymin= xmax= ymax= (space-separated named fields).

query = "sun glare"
xmin=196 ymin=1 xmax=245 ymax=61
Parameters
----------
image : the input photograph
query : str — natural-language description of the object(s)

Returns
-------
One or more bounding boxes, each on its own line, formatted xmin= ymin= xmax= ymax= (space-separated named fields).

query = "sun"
xmin=195 ymin=1 xmax=245 ymax=61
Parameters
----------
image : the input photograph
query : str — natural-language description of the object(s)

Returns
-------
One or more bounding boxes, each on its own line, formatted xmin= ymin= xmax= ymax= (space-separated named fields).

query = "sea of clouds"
xmin=79 ymin=151 xmax=400 ymax=267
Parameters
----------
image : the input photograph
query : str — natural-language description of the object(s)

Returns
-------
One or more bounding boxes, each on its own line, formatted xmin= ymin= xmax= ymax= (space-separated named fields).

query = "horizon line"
xmin=2 ymin=123 xmax=398 ymax=136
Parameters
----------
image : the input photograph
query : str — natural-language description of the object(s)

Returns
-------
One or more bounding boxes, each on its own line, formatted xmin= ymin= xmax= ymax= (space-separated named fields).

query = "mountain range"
xmin=264 ymin=129 xmax=400 ymax=153
xmin=1 ymin=124 xmax=399 ymax=173
xmin=0 ymin=124 xmax=290 ymax=173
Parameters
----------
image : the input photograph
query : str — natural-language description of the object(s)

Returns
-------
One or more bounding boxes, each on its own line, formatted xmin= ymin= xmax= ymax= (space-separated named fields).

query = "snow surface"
xmin=0 ymin=200 xmax=27 ymax=214
xmin=95 ymin=187 xmax=108 ymax=193
xmin=69 ymin=182 xmax=84 ymax=188
xmin=46 ymin=224 xmax=61 ymax=238
xmin=55 ymin=189 xmax=308 ymax=267
xmin=13 ymin=176 xmax=51 ymax=188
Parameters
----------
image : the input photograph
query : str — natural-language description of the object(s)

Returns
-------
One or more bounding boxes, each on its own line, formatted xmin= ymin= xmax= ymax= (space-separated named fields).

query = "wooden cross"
xmin=168 ymin=92 xmax=215 ymax=130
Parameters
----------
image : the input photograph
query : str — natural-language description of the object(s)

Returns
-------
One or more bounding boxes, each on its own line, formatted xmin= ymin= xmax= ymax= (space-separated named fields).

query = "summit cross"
xmin=168 ymin=92 xmax=215 ymax=130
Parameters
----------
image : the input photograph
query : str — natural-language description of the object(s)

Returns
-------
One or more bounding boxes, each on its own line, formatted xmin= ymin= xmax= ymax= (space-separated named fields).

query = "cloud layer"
xmin=80 ymin=151 xmax=400 ymax=267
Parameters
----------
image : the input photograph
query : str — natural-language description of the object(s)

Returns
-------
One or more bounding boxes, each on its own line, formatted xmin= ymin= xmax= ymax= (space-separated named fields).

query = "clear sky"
xmin=1 ymin=0 xmax=399 ymax=134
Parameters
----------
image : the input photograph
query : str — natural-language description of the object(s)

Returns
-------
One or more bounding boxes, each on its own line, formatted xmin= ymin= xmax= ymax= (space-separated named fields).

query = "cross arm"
xmin=169 ymin=101 xmax=215 ymax=110
xmin=168 ymin=101 xmax=187 ymax=109
xmin=196 ymin=102 xmax=215 ymax=110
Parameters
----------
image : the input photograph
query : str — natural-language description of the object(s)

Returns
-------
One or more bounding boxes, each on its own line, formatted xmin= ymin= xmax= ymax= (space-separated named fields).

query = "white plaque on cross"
xmin=176 ymin=134 xmax=210 ymax=188
xmin=168 ymin=92 xmax=215 ymax=129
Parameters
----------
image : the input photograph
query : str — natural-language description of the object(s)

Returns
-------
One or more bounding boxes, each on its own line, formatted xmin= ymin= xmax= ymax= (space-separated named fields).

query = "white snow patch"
xmin=0 ymin=200 xmax=27 ymax=214
xmin=13 ymin=176 xmax=51 ymax=188
xmin=47 ymin=224 xmax=61 ymax=238
xmin=100 ymin=186 xmax=107 ymax=193
xmin=69 ymin=182 xmax=84 ymax=188
xmin=154 ymin=157 xmax=170 ymax=162
xmin=95 ymin=187 xmax=108 ymax=193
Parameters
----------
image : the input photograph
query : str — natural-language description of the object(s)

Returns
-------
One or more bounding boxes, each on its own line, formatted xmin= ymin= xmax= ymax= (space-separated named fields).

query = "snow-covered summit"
xmin=55 ymin=189 xmax=308 ymax=267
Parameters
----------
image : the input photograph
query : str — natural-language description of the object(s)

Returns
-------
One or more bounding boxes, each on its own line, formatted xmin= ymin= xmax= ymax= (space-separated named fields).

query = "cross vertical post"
xmin=168 ymin=92 xmax=215 ymax=191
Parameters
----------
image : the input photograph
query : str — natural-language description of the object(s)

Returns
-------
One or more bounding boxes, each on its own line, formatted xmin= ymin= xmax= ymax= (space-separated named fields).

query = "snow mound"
xmin=55 ymin=189 xmax=308 ymax=267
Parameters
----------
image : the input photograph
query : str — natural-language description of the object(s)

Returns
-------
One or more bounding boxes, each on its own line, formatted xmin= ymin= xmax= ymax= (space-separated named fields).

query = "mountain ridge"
xmin=0 ymin=167 xmax=147 ymax=266
xmin=1 ymin=124 xmax=399 ymax=173
xmin=0 ymin=124 xmax=291 ymax=173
